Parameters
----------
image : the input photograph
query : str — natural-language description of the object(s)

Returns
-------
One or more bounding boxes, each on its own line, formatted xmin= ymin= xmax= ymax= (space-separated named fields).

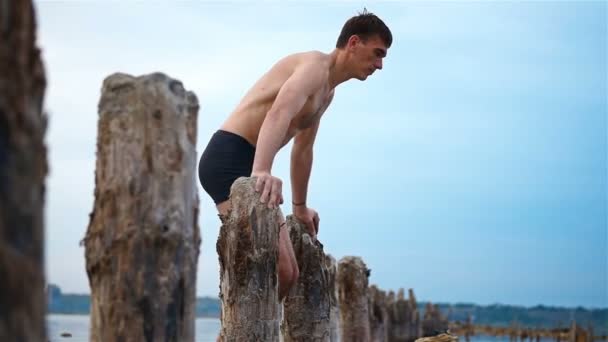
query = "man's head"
xmin=336 ymin=9 xmax=392 ymax=80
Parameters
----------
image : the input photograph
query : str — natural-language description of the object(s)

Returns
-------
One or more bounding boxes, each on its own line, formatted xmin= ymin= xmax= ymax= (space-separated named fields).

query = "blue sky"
xmin=36 ymin=1 xmax=606 ymax=308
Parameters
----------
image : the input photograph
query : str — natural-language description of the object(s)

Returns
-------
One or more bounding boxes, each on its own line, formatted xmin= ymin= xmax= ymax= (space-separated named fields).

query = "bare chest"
xmin=290 ymin=89 xmax=331 ymax=130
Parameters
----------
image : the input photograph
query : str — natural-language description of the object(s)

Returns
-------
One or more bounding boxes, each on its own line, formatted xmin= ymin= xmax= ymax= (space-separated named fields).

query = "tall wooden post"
xmin=338 ymin=256 xmax=371 ymax=342
xmin=422 ymin=303 xmax=449 ymax=337
xmin=368 ymin=285 xmax=389 ymax=342
xmin=409 ymin=289 xmax=422 ymax=340
xmin=388 ymin=288 xmax=421 ymax=342
xmin=217 ymin=177 xmax=281 ymax=341
xmin=84 ymin=72 xmax=200 ymax=342
xmin=326 ymin=255 xmax=340 ymax=342
xmin=0 ymin=0 xmax=48 ymax=340
xmin=587 ymin=323 xmax=594 ymax=342
xmin=282 ymin=216 xmax=332 ymax=341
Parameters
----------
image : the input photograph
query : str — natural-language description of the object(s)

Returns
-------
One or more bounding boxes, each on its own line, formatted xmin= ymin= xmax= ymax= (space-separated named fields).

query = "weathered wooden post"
xmin=587 ymin=323 xmax=594 ymax=342
xmin=408 ymin=289 xmax=422 ymax=340
xmin=217 ymin=177 xmax=281 ymax=341
xmin=510 ymin=321 xmax=520 ymax=342
xmin=326 ymin=255 xmax=340 ymax=342
xmin=570 ymin=321 xmax=588 ymax=342
xmin=388 ymin=288 xmax=421 ymax=342
xmin=0 ymin=0 xmax=48 ymax=341
xmin=282 ymin=216 xmax=332 ymax=341
xmin=368 ymin=285 xmax=389 ymax=342
xmin=465 ymin=313 xmax=473 ymax=342
xmin=570 ymin=322 xmax=577 ymax=342
xmin=84 ymin=72 xmax=200 ymax=341
xmin=338 ymin=256 xmax=371 ymax=342
xmin=421 ymin=303 xmax=449 ymax=337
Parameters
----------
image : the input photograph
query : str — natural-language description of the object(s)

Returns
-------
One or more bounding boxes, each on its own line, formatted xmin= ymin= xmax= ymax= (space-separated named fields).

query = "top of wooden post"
xmin=99 ymin=72 xmax=199 ymax=119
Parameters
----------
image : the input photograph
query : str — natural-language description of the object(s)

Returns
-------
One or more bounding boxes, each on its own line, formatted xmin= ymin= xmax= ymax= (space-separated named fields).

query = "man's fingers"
xmin=306 ymin=221 xmax=317 ymax=240
xmin=255 ymin=176 xmax=263 ymax=192
xmin=268 ymin=185 xmax=278 ymax=209
xmin=274 ymin=180 xmax=282 ymax=208
xmin=267 ymin=180 xmax=283 ymax=208
xmin=260 ymin=179 xmax=272 ymax=204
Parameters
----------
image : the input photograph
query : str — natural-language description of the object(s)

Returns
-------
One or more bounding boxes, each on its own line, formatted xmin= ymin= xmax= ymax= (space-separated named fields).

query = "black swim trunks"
xmin=198 ymin=130 xmax=256 ymax=204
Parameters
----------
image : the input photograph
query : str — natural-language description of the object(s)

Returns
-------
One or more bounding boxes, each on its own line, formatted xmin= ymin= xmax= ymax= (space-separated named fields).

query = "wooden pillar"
xmin=570 ymin=321 xmax=577 ymax=342
xmin=422 ymin=303 xmax=449 ymax=337
xmin=282 ymin=215 xmax=332 ymax=341
xmin=464 ymin=313 xmax=473 ymax=342
xmin=386 ymin=288 xmax=420 ymax=342
xmin=408 ymin=289 xmax=422 ymax=341
xmin=217 ymin=177 xmax=281 ymax=341
xmin=587 ymin=323 xmax=594 ymax=342
xmin=0 ymin=0 xmax=48 ymax=341
xmin=338 ymin=256 xmax=371 ymax=342
xmin=385 ymin=291 xmax=395 ymax=342
xmin=326 ymin=255 xmax=340 ymax=342
xmin=84 ymin=72 xmax=200 ymax=342
xmin=368 ymin=285 xmax=389 ymax=342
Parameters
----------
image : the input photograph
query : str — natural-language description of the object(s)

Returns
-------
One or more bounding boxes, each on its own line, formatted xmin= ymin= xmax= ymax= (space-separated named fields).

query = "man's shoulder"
xmin=270 ymin=51 xmax=329 ymax=89
xmin=292 ymin=51 xmax=330 ymax=76
xmin=300 ymin=50 xmax=329 ymax=65
xmin=272 ymin=51 xmax=326 ymax=73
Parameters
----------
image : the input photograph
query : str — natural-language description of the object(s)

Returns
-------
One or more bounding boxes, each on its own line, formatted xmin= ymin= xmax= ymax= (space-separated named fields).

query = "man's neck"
xmin=327 ymin=49 xmax=353 ymax=89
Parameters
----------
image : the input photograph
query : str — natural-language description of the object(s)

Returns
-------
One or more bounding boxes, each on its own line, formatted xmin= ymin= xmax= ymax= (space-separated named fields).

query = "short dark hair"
xmin=336 ymin=9 xmax=392 ymax=49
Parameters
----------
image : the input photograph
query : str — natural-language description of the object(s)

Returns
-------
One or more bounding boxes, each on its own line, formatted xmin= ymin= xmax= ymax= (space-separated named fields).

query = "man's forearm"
xmin=290 ymin=147 xmax=313 ymax=205
xmin=252 ymin=114 xmax=290 ymax=174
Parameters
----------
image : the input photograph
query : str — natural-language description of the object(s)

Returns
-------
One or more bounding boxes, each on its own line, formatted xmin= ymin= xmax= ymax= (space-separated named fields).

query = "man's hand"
xmin=293 ymin=205 xmax=320 ymax=241
xmin=253 ymin=171 xmax=284 ymax=209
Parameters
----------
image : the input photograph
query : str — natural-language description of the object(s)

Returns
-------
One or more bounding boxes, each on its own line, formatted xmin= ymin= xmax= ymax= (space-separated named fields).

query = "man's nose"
xmin=374 ymin=59 xmax=383 ymax=70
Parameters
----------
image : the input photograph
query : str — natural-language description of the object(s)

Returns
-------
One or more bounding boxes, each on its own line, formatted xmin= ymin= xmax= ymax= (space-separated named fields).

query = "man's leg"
xmin=216 ymin=200 xmax=299 ymax=301
xmin=277 ymin=211 xmax=300 ymax=301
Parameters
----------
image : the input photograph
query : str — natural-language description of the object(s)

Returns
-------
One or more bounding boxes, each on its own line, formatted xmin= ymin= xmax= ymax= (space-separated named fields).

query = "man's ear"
xmin=347 ymin=35 xmax=360 ymax=50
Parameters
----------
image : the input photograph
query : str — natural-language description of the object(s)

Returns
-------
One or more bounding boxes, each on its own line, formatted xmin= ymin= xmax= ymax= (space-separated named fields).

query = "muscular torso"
xmin=221 ymin=51 xmax=334 ymax=147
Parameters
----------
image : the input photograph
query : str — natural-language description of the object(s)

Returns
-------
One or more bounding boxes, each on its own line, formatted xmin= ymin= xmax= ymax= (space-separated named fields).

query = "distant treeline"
xmin=429 ymin=302 xmax=608 ymax=335
xmin=47 ymin=284 xmax=220 ymax=318
xmin=47 ymin=284 xmax=607 ymax=334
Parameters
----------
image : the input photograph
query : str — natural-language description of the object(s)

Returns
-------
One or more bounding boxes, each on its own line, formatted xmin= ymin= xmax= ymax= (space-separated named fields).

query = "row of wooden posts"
xmin=80 ymin=72 xmax=452 ymax=341
xmin=75 ymin=67 xmax=604 ymax=342
xmin=218 ymin=176 xmax=451 ymax=341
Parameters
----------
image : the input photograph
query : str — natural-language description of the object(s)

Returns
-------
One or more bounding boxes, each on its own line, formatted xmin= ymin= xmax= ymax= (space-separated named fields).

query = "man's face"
xmin=350 ymin=34 xmax=388 ymax=80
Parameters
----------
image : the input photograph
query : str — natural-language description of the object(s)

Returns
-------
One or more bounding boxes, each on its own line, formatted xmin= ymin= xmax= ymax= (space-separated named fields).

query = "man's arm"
xmin=290 ymin=92 xmax=334 ymax=239
xmin=290 ymin=91 xmax=334 ymax=207
xmin=252 ymin=62 xmax=325 ymax=175
xmin=252 ymin=61 xmax=325 ymax=208
xmin=290 ymin=120 xmax=320 ymax=207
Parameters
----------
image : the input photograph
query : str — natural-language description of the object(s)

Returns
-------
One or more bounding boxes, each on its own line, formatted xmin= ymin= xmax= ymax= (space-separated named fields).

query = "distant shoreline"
xmin=46 ymin=284 xmax=607 ymax=335
xmin=46 ymin=313 xmax=221 ymax=319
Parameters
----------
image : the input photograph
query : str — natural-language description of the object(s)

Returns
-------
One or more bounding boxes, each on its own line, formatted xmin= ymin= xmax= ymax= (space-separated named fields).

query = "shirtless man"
xmin=198 ymin=10 xmax=392 ymax=300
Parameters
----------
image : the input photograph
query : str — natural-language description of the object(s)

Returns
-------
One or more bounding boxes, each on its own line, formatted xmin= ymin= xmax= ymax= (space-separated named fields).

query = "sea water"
xmin=47 ymin=314 xmax=221 ymax=342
